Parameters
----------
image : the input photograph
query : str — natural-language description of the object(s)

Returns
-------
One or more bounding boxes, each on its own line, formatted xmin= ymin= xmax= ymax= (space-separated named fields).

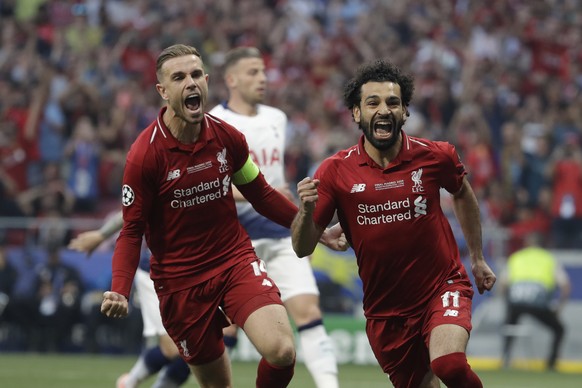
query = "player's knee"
xmin=263 ymin=337 xmax=296 ymax=366
xmin=430 ymin=352 xmax=469 ymax=382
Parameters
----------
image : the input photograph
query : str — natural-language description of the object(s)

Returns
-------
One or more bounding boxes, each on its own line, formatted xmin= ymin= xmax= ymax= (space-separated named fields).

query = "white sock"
xmin=298 ymin=324 xmax=339 ymax=388
xmin=151 ymin=367 xmax=180 ymax=388
xmin=126 ymin=356 xmax=150 ymax=385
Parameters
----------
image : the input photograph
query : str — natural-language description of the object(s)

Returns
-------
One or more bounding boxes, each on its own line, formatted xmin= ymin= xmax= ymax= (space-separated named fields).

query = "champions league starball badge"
xmin=122 ymin=184 xmax=135 ymax=206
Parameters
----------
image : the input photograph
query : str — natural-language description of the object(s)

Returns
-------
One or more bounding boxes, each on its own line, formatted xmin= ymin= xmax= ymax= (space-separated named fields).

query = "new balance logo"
xmin=262 ymin=279 xmax=273 ymax=287
xmin=351 ymin=184 xmax=366 ymax=193
xmin=167 ymin=169 xmax=180 ymax=181
xmin=443 ymin=309 xmax=459 ymax=317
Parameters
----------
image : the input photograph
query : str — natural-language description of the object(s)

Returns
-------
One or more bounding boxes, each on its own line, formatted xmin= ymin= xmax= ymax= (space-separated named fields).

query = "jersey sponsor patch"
xmin=413 ymin=195 xmax=427 ymax=217
xmin=122 ymin=184 xmax=135 ymax=206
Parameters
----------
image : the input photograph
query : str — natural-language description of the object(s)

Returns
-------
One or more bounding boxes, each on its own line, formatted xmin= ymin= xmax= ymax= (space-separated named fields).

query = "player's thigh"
xmin=222 ymin=257 xmax=294 ymax=357
xmin=221 ymin=256 xmax=283 ymax=326
xmin=423 ymin=280 xmax=473 ymax=360
xmin=366 ymin=318 xmax=431 ymax=388
xmin=243 ymin=303 xmax=295 ymax=356
xmin=159 ymin=333 xmax=180 ymax=358
xmin=134 ymin=268 xmax=166 ymax=337
xmin=428 ymin=324 xmax=469 ymax=360
xmin=158 ymin=284 xmax=229 ymax=365
xmin=255 ymin=237 xmax=320 ymax=302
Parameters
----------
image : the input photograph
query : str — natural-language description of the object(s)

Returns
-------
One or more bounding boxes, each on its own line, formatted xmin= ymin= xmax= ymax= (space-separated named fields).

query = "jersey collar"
xmin=156 ymin=107 xmax=216 ymax=153
xmin=355 ymin=130 xmax=414 ymax=169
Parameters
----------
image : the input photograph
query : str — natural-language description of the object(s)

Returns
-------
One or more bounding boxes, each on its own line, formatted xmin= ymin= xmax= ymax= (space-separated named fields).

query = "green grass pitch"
xmin=0 ymin=353 xmax=580 ymax=387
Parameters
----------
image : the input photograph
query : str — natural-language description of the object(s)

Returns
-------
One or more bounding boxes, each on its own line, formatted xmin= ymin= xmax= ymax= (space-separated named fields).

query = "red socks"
xmin=256 ymin=357 xmax=295 ymax=388
xmin=431 ymin=352 xmax=483 ymax=388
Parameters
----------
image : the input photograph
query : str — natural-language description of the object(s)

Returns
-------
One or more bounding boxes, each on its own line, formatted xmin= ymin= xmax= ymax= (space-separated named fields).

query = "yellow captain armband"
xmin=232 ymin=156 xmax=260 ymax=185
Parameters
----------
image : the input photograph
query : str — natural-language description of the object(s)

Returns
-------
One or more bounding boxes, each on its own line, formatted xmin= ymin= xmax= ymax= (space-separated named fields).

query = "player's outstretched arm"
xmin=101 ymin=291 xmax=129 ymax=318
xmin=68 ymin=230 xmax=106 ymax=255
xmin=452 ymin=177 xmax=496 ymax=294
xmin=292 ymin=177 xmax=325 ymax=257
xmin=68 ymin=211 xmax=124 ymax=256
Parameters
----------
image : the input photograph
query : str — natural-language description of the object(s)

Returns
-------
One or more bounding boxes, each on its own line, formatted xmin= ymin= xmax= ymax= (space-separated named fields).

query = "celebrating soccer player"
xmin=101 ymin=44 xmax=303 ymax=388
xmin=291 ymin=59 xmax=496 ymax=388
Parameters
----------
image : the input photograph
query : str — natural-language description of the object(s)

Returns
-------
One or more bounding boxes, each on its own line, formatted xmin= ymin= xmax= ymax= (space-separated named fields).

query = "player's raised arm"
xmin=291 ymin=177 xmax=326 ymax=258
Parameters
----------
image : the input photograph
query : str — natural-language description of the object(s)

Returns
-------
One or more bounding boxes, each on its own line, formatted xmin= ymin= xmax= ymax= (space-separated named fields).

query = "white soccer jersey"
xmin=209 ymin=103 xmax=290 ymax=239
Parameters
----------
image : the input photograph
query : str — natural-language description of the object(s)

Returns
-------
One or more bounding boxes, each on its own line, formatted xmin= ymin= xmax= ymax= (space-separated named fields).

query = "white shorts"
xmin=252 ymin=236 xmax=319 ymax=302
xmin=134 ymin=268 xmax=167 ymax=337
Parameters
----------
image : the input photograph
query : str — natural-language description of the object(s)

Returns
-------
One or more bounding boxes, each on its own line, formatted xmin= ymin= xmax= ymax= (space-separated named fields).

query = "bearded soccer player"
xmin=209 ymin=47 xmax=340 ymax=388
xmin=99 ymin=44 xmax=347 ymax=388
xmin=291 ymin=59 xmax=497 ymax=388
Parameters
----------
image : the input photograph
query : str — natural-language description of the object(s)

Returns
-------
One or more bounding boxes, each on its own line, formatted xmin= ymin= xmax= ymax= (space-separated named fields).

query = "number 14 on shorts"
xmin=251 ymin=260 xmax=273 ymax=287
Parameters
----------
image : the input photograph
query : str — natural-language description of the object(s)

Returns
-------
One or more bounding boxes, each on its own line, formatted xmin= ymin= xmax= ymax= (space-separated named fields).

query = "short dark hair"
xmin=343 ymin=59 xmax=415 ymax=111
xmin=224 ymin=47 xmax=262 ymax=71
xmin=156 ymin=44 xmax=201 ymax=80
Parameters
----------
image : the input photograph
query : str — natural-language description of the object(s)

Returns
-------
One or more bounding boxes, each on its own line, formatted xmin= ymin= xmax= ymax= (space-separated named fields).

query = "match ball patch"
xmin=122 ymin=184 xmax=135 ymax=206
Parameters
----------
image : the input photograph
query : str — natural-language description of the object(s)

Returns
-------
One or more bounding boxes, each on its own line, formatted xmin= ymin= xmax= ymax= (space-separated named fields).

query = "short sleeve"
xmin=434 ymin=141 xmax=466 ymax=194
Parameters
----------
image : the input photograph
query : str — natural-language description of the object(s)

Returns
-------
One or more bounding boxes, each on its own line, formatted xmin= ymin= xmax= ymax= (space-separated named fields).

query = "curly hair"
xmin=343 ymin=59 xmax=415 ymax=111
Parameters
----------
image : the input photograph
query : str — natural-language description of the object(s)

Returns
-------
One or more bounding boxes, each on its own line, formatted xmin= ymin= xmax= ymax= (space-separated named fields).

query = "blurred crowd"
xmin=1 ymin=0 xmax=582 ymax=255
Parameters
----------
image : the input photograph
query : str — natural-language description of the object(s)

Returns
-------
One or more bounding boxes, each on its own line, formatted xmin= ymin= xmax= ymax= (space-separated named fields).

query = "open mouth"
xmin=373 ymin=119 xmax=393 ymax=139
xmin=185 ymin=94 xmax=201 ymax=111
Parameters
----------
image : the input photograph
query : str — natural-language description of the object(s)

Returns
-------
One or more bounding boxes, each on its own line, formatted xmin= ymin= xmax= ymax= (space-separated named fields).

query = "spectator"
xmin=0 ymin=244 xmax=17 ymax=320
xmin=546 ymin=133 xmax=582 ymax=249
xmin=520 ymin=133 xmax=552 ymax=207
xmin=28 ymin=245 xmax=85 ymax=352
xmin=499 ymin=232 xmax=571 ymax=370
xmin=17 ymin=161 xmax=75 ymax=218
xmin=63 ymin=116 xmax=101 ymax=213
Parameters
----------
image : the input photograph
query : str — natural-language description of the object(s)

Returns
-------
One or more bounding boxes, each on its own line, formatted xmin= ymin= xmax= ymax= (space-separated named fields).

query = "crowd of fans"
xmin=1 ymin=0 xmax=582 ymax=255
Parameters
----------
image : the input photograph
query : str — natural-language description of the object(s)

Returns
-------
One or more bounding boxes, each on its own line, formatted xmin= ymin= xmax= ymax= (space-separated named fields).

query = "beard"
xmin=359 ymin=115 xmax=403 ymax=151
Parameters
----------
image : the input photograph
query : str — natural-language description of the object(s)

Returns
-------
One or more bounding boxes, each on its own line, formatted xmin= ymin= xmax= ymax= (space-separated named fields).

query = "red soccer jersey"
xmin=111 ymin=109 xmax=260 ymax=297
xmin=312 ymin=132 xmax=469 ymax=318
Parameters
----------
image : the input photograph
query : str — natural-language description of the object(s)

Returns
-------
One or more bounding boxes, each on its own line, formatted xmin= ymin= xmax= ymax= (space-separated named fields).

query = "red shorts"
xmin=157 ymin=256 xmax=283 ymax=364
xmin=366 ymin=279 xmax=474 ymax=388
